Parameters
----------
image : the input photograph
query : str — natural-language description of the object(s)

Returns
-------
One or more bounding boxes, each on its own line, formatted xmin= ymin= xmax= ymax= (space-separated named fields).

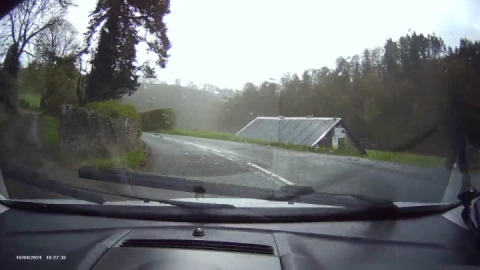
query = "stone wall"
xmin=59 ymin=105 xmax=139 ymax=156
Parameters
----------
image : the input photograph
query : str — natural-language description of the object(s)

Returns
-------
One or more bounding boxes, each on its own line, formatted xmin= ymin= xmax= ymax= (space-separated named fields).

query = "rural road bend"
xmin=141 ymin=132 xmax=453 ymax=203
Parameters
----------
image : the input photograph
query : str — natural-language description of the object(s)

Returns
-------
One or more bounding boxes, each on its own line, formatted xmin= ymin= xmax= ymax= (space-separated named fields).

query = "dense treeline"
xmin=218 ymin=33 xmax=480 ymax=158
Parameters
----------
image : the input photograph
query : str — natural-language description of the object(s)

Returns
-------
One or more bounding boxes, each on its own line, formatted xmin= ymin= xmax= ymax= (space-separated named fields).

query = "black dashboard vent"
xmin=120 ymin=239 xmax=274 ymax=255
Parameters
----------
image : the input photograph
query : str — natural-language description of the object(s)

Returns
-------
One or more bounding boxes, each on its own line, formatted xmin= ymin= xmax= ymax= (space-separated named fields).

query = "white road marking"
xmin=247 ymin=162 xmax=295 ymax=186
xmin=152 ymin=134 xmax=295 ymax=186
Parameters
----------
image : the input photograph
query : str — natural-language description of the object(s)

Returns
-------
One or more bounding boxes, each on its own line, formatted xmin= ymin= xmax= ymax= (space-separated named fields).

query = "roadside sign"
xmin=334 ymin=128 xmax=346 ymax=138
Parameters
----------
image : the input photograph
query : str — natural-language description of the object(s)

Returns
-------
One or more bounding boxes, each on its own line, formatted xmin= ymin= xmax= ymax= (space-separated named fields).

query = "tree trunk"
xmin=1 ymin=44 xmax=21 ymax=112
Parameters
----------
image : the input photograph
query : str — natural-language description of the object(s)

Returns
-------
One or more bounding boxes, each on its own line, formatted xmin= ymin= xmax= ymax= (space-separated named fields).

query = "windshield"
xmin=0 ymin=0 xmax=479 ymax=210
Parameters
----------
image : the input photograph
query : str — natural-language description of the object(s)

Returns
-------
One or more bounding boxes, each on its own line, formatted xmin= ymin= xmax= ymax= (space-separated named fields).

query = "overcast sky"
xmin=67 ymin=0 xmax=480 ymax=90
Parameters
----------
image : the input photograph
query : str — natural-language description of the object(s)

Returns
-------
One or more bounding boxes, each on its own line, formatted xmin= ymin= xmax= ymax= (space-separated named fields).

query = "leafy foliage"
xmin=85 ymin=100 xmax=140 ymax=123
xmin=141 ymin=62 xmax=157 ymax=79
xmin=44 ymin=94 xmax=76 ymax=116
xmin=19 ymin=56 xmax=80 ymax=107
xmin=140 ymin=108 xmax=176 ymax=131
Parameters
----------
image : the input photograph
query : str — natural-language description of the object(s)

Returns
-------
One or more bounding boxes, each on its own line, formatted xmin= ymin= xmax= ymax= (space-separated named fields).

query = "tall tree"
xmin=84 ymin=0 xmax=171 ymax=102
xmin=427 ymin=33 xmax=445 ymax=59
xmin=383 ymin=38 xmax=399 ymax=76
xmin=19 ymin=56 xmax=80 ymax=107
xmin=29 ymin=19 xmax=80 ymax=106
xmin=361 ymin=49 xmax=372 ymax=76
xmin=33 ymin=19 xmax=80 ymax=65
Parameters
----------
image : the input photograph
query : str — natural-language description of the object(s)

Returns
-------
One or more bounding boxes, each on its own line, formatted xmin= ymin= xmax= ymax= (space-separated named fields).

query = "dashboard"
xmin=0 ymin=203 xmax=479 ymax=269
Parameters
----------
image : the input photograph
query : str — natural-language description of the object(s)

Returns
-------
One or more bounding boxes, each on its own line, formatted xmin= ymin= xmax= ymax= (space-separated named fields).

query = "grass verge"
xmin=366 ymin=150 xmax=445 ymax=168
xmin=79 ymin=140 xmax=148 ymax=169
xmin=165 ymin=129 xmax=240 ymax=141
xmin=161 ymin=129 xmax=362 ymax=156
xmin=160 ymin=129 xmax=445 ymax=167
xmin=39 ymin=114 xmax=60 ymax=150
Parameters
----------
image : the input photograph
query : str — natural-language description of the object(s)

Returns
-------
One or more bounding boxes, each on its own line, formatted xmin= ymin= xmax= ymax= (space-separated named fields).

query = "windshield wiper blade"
xmin=0 ymin=163 xmax=234 ymax=209
xmin=271 ymin=185 xmax=395 ymax=209
xmin=78 ymin=167 xmax=395 ymax=209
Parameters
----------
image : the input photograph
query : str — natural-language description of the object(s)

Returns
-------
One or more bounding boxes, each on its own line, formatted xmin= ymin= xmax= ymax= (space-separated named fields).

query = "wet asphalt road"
xmin=140 ymin=133 xmax=455 ymax=203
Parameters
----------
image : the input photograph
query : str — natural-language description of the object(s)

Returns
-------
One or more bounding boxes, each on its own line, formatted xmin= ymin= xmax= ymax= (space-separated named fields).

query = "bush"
xmin=85 ymin=100 xmax=140 ymax=124
xmin=140 ymin=108 xmax=176 ymax=131
xmin=44 ymin=95 xmax=76 ymax=116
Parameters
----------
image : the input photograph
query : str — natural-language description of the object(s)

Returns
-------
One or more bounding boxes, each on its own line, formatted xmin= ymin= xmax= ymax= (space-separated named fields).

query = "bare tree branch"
xmin=33 ymin=19 xmax=80 ymax=64
xmin=22 ymin=50 xmax=35 ymax=58
xmin=0 ymin=0 xmax=72 ymax=73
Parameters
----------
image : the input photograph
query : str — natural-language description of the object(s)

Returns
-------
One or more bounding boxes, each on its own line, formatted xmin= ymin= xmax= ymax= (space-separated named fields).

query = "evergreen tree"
xmin=84 ymin=0 xmax=171 ymax=101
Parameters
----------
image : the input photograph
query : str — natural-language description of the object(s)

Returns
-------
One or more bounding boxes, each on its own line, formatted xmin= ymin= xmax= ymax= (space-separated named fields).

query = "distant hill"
xmin=122 ymin=83 xmax=231 ymax=130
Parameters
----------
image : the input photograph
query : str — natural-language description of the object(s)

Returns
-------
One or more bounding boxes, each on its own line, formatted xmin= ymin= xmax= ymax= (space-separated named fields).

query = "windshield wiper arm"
xmin=1 ymin=164 xmax=105 ymax=204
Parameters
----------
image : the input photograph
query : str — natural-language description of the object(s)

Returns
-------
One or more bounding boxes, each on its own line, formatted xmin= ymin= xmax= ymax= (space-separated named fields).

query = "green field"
xmin=19 ymin=92 xmax=41 ymax=111
xmin=159 ymin=129 xmax=445 ymax=168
